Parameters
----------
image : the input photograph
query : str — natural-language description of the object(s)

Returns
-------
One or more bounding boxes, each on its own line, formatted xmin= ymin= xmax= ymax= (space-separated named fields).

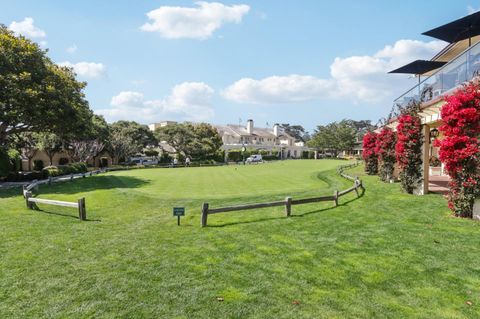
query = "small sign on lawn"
xmin=173 ymin=207 xmax=185 ymax=225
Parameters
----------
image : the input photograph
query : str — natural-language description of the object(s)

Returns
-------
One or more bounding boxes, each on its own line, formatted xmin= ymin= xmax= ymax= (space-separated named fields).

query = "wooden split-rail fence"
xmin=21 ymin=169 xmax=104 ymax=221
xmin=201 ymin=162 xmax=364 ymax=227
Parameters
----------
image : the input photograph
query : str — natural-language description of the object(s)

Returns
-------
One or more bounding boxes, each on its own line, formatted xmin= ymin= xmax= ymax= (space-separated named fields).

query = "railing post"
xmin=201 ymin=203 xmax=209 ymax=227
xmin=70 ymin=174 xmax=74 ymax=181
xmin=48 ymin=176 xmax=52 ymax=185
xmin=334 ymin=190 xmax=339 ymax=207
xmin=78 ymin=198 xmax=86 ymax=221
xmin=25 ymin=191 xmax=32 ymax=209
xmin=285 ymin=197 xmax=292 ymax=217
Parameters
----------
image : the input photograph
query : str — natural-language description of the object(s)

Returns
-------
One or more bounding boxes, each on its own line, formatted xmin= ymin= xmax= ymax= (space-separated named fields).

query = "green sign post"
xmin=173 ymin=207 xmax=185 ymax=225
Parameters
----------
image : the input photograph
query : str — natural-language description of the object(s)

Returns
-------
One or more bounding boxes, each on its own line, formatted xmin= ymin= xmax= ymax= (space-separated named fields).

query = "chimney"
xmin=246 ymin=119 xmax=253 ymax=134
xmin=273 ymin=123 xmax=280 ymax=137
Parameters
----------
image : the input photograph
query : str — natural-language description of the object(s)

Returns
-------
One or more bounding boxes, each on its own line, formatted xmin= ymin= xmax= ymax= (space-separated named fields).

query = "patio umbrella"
xmin=389 ymin=60 xmax=447 ymax=83
xmin=422 ymin=11 xmax=480 ymax=45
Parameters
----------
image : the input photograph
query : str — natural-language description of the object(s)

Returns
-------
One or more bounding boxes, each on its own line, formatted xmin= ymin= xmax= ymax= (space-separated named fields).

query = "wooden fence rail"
xmin=201 ymin=166 xmax=364 ymax=227
xmin=24 ymin=191 xmax=86 ymax=220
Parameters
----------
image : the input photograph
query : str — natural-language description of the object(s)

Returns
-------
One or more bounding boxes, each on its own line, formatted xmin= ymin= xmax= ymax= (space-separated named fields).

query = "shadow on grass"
xmin=35 ymin=175 xmax=150 ymax=195
xmin=1 ymin=175 xmax=150 ymax=199
xmin=207 ymin=190 xmax=366 ymax=227
xmin=31 ymin=206 xmax=101 ymax=222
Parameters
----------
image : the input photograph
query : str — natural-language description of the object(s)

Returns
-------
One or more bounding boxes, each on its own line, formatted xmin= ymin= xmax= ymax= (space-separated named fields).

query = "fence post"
xmin=70 ymin=174 xmax=74 ymax=181
xmin=285 ymin=197 xmax=292 ymax=217
xmin=48 ymin=176 xmax=52 ymax=185
xmin=334 ymin=190 xmax=339 ymax=207
xmin=354 ymin=177 xmax=360 ymax=197
xmin=78 ymin=198 xmax=86 ymax=221
xmin=201 ymin=203 xmax=209 ymax=227
xmin=25 ymin=191 xmax=32 ymax=209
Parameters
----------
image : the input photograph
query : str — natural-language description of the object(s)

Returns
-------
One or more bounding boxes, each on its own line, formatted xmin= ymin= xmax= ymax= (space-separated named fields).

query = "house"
xmin=385 ymin=11 xmax=480 ymax=194
xmin=21 ymin=150 xmax=113 ymax=171
xmin=148 ymin=121 xmax=177 ymax=132
xmin=214 ymin=119 xmax=312 ymax=159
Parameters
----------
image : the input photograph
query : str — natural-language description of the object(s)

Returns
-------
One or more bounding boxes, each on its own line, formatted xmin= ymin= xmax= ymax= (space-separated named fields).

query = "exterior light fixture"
xmin=430 ymin=128 xmax=439 ymax=139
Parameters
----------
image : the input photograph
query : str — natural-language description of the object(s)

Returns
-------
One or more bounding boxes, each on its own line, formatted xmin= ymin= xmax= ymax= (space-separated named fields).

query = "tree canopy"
xmin=154 ymin=123 xmax=223 ymax=160
xmin=0 ymin=25 xmax=93 ymax=147
xmin=308 ymin=120 xmax=357 ymax=155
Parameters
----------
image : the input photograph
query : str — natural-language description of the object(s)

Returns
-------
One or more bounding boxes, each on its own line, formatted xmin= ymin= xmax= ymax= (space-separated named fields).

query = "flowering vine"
xmin=362 ymin=131 xmax=378 ymax=175
xmin=375 ymin=127 xmax=397 ymax=182
xmin=435 ymin=82 xmax=480 ymax=218
xmin=395 ymin=102 xmax=423 ymax=194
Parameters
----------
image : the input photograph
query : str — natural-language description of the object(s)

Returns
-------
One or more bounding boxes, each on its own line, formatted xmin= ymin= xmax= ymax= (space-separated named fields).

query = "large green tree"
xmin=107 ymin=121 xmax=156 ymax=163
xmin=0 ymin=25 xmax=92 ymax=147
xmin=280 ymin=124 xmax=310 ymax=142
xmin=308 ymin=120 xmax=357 ymax=156
xmin=154 ymin=123 xmax=223 ymax=161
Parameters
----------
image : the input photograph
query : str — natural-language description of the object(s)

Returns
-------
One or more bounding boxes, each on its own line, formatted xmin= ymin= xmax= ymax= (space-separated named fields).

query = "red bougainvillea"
xmin=375 ymin=127 xmax=396 ymax=182
xmin=362 ymin=131 xmax=378 ymax=175
xmin=435 ymin=82 xmax=480 ymax=217
xmin=395 ymin=110 xmax=423 ymax=194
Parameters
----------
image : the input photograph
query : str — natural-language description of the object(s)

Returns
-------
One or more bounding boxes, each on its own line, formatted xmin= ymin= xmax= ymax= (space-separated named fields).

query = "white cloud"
xmin=9 ymin=17 xmax=46 ymax=39
xmin=58 ymin=61 xmax=106 ymax=78
xmin=140 ymin=1 xmax=250 ymax=39
xmin=66 ymin=44 xmax=78 ymax=54
xmin=223 ymin=75 xmax=333 ymax=104
xmin=9 ymin=17 xmax=47 ymax=47
xmin=110 ymin=91 xmax=144 ymax=108
xmin=98 ymin=82 xmax=215 ymax=123
xmin=223 ymin=39 xmax=447 ymax=105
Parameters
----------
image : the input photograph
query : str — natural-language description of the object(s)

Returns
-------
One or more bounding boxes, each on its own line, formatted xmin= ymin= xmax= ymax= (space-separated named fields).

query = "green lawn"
xmin=1 ymin=160 xmax=479 ymax=318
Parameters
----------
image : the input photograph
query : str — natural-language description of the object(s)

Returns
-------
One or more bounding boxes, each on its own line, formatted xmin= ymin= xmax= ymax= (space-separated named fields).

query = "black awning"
xmin=422 ymin=11 xmax=480 ymax=43
xmin=388 ymin=60 xmax=447 ymax=75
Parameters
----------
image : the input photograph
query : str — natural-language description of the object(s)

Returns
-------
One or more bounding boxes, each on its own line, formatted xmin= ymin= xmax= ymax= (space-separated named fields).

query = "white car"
xmin=246 ymin=154 xmax=263 ymax=163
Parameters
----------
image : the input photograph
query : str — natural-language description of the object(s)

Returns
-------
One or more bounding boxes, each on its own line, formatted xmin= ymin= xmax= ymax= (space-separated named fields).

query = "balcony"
xmin=393 ymin=41 xmax=480 ymax=109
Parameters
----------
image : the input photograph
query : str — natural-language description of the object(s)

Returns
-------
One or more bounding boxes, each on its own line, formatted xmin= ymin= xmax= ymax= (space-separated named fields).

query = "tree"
xmin=108 ymin=131 xmax=138 ymax=164
xmin=375 ymin=127 xmax=396 ymax=182
xmin=68 ymin=115 xmax=110 ymax=163
xmin=36 ymin=132 xmax=62 ymax=166
xmin=395 ymin=102 xmax=423 ymax=194
xmin=0 ymin=25 xmax=93 ymax=147
xmin=187 ymin=123 xmax=223 ymax=160
xmin=436 ymin=82 xmax=480 ymax=218
xmin=362 ymin=131 xmax=378 ymax=175
xmin=155 ymin=123 xmax=223 ymax=161
xmin=280 ymin=124 xmax=310 ymax=142
xmin=110 ymin=121 xmax=156 ymax=151
xmin=308 ymin=120 xmax=356 ymax=156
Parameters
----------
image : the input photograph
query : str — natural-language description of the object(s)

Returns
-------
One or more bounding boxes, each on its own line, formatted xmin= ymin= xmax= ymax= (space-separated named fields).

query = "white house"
xmin=214 ymin=119 xmax=311 ymax=159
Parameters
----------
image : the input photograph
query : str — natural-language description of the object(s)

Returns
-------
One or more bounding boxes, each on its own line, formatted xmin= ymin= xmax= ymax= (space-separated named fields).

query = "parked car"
xmin=246 ymin=154 xmax=263 ymax=163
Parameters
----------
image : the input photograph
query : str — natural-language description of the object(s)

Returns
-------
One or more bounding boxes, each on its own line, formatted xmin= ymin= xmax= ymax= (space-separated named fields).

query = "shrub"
xmin=396 ymin=112 xmax=423 ymax=194
xmin=375 ymin=127 xmax=397 ymax=182
xmin=362 ymin=132 xmax=378 ymax=175
xmin=436 ymin=82 xmax=480 ymax=217
xmin=144 ymin=149 xmax=159 ymax=157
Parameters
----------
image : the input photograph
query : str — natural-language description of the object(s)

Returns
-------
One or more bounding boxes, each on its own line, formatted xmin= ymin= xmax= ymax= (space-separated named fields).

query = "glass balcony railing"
xmin=393 ymin=41 xmax=480 ymax=111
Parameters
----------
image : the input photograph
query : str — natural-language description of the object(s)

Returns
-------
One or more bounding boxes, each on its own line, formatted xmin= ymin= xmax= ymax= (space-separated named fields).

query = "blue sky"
xmin=2 ymin=1 xmax=479 ymax=131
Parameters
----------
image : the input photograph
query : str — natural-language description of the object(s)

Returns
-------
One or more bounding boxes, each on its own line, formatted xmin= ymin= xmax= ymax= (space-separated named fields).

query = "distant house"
xmin=21 ymin=150 xmax=113 ymax=171
xmin=214 ymin=119 xmax=311 ymax=159
xmin=148 ymin=121 xmax=178 ymax=132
